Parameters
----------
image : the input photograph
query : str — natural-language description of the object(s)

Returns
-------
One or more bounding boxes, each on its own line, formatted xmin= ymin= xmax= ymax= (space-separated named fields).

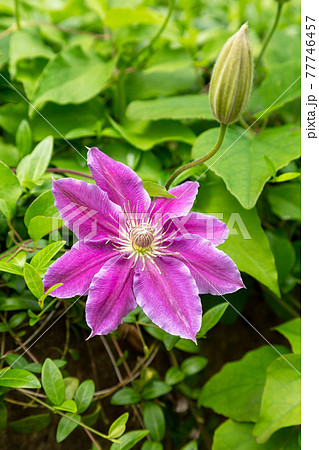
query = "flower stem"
xmin=14 ymin=0 xmax=21 ymax=29
xmin=165 ymin=123 xmax=227 ymax=190
xmin=255 ymin=2 xmax=283 ymax=68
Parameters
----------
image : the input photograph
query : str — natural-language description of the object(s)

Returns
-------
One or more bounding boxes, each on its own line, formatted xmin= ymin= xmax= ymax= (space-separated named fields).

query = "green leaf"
xmin=197 ymin=303 xmax=228 ymax=337
xmin=0 ymin=253 xmax=26 ymax=276
xmin=16 ymin=136 xmax=53 ymax=187
xmin=111 ymin=388 xmax=141 ymax=406
xmin=213 ymin=419 xmax=301 ymax=450
xmin=0 ymin=138 xmax=19 ymax=166
xmin=102 ymin=6 xmax=161 ymax=29
xmin=110 ymin=430 xmax=149 ymax=450
xmin=109 ymin=116 xmax=195 ymax=151
xmin=38 ymin=283 xmax=62 ymax=309
xmin=249 ymin=60 xmax=301 ymax=118
xmin=0 ymin=323 xmax=8 ymax=333
xmin=32 ymin=46 xmax=115 ymax=112
xmin=56 ymin=413 xmax=81 ymax=443
xmin=30 ymin=240 xmax=65 ymax=275
xmin=143 ymin=181 xmax=176 ymax=198
xmin=0 ymin=403 xmax=7 ymax=432
xmin=136 ymin=152 xmax=162 ymax=182
xmin=86 ymin=0 xmax=108 ymax=22
xmin=192 ymin=126 xmax=301 ymax=209
xmin=273 ymin=173 xmax=300 ymax=183
xmin=7 ymin=414 xmax=50 ymax=434
xmin=28 ymin=216 xmax=64 ymax=245
xmin=24 ymin=359 xmax=65 ymax=374
xmin=23 ymin=263 xmax=44 ymax=299
xmin=0 ymin=297 xmax=27 ymax=310
xmin=126 ymin=95 xmax=213 ymax=121
xmin=64 ymin=377 xmax=79 ymax=400
xmin=15 ymin=119 xmax=32 ymax=158
xmin=264 ymin=29 xmax=301 ymax=67
xmin=141 ymin=381 xmax=172 ymax=400
xmin=14 ymin=57 xmax=48 ymax=100
xmin=41 ymin=358 xmax=65 ymax=406
xmin=9 ymin=312 xmax=27 ymax=329
xmin=266 ymin=232 xmax=296 ymax=288
xmin=108 ymin=412 xmax=129 ymax=439
xmin=253 ymin=354 xmax=301 ymax=443
xmin=24 ymin=190 xmax=59 ymax=227
xmin=181 ymin=442 xmax=198 ymax=450
xmin=195 ymin=175 xmax=280 ymax=295
xmin=142 ymin=442 xmax=163 ymax=450
xmin=5 ymin=354 xmax=28 ymax=369
xmin=263 ymin=155 xmax=276 ymax=179
xmin=53 ymin=359 xmax=67 ymax=369
xmin=54 ymin=399 xmax=78 ymax=413
xmin=163 ymin=334 xmax=180 ymax=351
xmin=0 ymin=102 xmax=26 ymax=135
xmin=0 ymin=368 xmax=41 ymax=389
xmin=45 ymin=284 xmax=63 ymax=296
xmin=143 ymin=401 xmax=165 ymax=441
xmin=9 ymin=28 xmax=53 ymax=78
xmin=74 ymin=379 xmax=95 ymax=414
xmin=175 ymin=339 xmax=199 ymax=353
xmin=267 ymin=184 xmax=301 ymax=221
xmin=125 ymin=48 xmax=198 ymax=102
xmin=199 ymin=345 xmax=288 ymax=422
xmin=31 ymin=100 xmax=105 ymax=141
xmin=165 ymin=367 xmax=185 ymax=385
xmin=181 ymin=356 xmax=207 ymax=376
xmin=23 ymin=362 xmax=42 ymax=373
xmin=0 ymin=161 xmax=22 ymax=219
xmin=273 ymin=318 xmax=301 ymax=354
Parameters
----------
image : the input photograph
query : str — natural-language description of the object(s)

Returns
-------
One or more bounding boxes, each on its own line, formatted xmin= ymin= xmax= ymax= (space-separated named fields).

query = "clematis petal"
xmin=86 ymin=256 xmax=136 ymax=337
xmin=43 ymin=241 xmax=116 ymax=298
xmin=163 ymin=212 xmax=228 ymax=246
xmin=88 ymin=147 xmax=151 ymax=212
xmin=150 ymin=181 xmax=199 ymax=224
xmin=133 ymin=256 xmax=202 ymax=342
xmin=169 ymin=235 xmax=244 ymax=295
xmin=52 ymin=178 xmax=120 ymax=241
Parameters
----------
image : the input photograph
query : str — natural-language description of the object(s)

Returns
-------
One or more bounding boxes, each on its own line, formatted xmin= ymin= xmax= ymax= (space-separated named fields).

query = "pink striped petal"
xmin=43 ymin=241 xmax=116 ymax=298
xmin=86 ymin=256 xmax=136 ymax=337
xmin=150 ymin=181 xmax=199 ymax=222
xmin=169 ymin=236 xmax=244 ymax=295
xmin=52 ymin=178 xmax=120 ymax=241
xmin=133 ymin=256 xmax=202 ymax=342
xmin=88 ymin=147 xmax=151 ymax=212
xmin=163 ymin=212 xmax=228 ymax=246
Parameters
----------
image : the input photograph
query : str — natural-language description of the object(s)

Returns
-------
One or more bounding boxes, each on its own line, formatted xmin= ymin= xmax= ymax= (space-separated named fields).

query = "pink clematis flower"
xmin=43 ymin=148 xmax=244 ymax=342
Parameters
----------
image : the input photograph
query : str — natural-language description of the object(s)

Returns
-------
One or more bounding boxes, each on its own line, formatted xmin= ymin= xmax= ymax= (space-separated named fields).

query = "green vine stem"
xmin=255 ymin=1 xmax=283 ymax=68
xmin=165 ymin=123 xmax=227 ymax=190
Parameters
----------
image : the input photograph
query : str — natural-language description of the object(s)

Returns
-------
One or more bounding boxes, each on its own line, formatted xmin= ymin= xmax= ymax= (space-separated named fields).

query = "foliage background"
xmin=0 ymin=0 xmax=301 ymax=449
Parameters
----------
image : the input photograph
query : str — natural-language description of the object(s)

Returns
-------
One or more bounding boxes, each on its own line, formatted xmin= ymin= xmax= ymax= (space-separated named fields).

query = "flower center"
xmin=130 ymin=224 xmax=154 ymax=249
